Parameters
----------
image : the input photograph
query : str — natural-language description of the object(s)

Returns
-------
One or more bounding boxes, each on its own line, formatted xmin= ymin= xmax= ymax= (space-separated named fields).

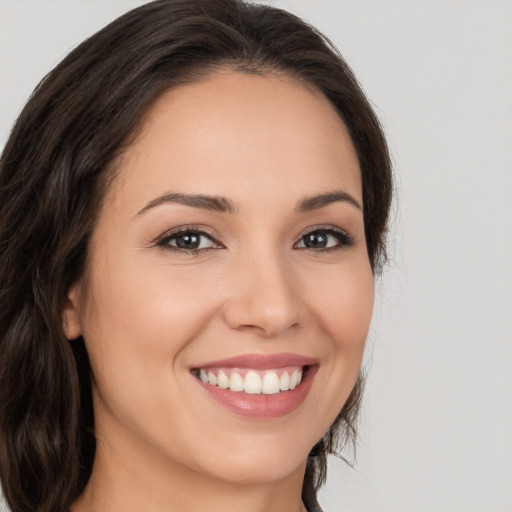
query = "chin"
xmin=188 ymin=429 xmax=315 ymax=486
xmin=205 ymin=454 xmax=306 ymax=486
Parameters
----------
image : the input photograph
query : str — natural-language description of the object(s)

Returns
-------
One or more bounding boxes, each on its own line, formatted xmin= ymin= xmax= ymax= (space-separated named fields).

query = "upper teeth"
xmin=198 ymin=367 xmax=303 ymax=394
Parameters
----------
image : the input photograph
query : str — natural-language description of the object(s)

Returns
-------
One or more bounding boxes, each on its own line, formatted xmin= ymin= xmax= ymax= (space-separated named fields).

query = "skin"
xmin=65 ymin=70 xmax=374 ymax=512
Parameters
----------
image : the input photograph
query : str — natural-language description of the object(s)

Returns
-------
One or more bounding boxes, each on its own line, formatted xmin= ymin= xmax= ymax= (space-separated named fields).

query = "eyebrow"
xmin=296 ymin=190 xmax=362 ymax=212
xmin=137 ymin=192 xmax=237 ymax=215
xmin=136 ymin=189 xmax=361 ymax=216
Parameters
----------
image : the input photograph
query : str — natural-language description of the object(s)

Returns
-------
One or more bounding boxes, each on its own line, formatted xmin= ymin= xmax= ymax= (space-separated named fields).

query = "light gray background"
xmin=1 ymin=1 xmax=511 ymax=511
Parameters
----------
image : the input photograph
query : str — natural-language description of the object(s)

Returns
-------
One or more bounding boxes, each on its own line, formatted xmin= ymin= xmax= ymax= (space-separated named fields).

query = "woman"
xmin=0 ymin=1 xmax=392 ymax=511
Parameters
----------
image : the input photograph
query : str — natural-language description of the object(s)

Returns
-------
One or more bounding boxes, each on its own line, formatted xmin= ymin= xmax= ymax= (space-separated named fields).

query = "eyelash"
xmin=155 ymin=225 xmax=223 ymax=255
xmin=154 ymin=224 xmax=353 ymax=255
xmin=298 ymin=225 xmax=353 ymax=252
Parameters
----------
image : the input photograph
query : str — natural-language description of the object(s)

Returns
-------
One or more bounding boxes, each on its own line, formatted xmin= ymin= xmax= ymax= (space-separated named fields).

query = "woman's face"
xmin=68 ymin=70 xmax=374 ymax=486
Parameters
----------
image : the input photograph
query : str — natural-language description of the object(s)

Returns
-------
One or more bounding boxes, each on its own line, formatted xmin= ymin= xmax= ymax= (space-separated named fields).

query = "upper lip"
xmin=191 ymin=352 xmax=318 ymax=370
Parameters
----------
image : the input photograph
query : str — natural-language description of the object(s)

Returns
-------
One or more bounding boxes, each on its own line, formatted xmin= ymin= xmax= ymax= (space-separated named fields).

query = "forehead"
xmin=108 ymin=70 xmax=362 ymax=213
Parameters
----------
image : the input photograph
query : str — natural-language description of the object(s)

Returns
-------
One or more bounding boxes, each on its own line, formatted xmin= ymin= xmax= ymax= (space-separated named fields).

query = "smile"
xmin=190 ymin=353 xmax=318 ymax=418
xmin=195 ymin=366 xmax=304 ymax=395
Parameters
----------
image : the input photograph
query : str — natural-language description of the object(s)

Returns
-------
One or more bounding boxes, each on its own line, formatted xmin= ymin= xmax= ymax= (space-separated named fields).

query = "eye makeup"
xmin=295 ymin=225 xmax=353 ymax=252
xmin=154 ymin=224 xmax=224 ymax=255
xmin=152 ymin=222 xmax=353 ymax=256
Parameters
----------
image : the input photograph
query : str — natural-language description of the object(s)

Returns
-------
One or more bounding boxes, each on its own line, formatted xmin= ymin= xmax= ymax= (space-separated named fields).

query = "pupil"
xmin=304 ymin=232 xmax=327 ymax=248
xmin=176 ymin=233 xmax=200 ymax=249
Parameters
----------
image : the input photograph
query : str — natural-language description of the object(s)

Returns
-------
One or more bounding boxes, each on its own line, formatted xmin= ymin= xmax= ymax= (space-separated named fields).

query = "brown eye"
xmin=158 ymin=230 xmax=221 ymax=252
xmin=302 ymin=232 xmax=329 ymax=249
xmin=173 ymin=232 xmax=202 ymax=249
xmin=295 ymin=228 xmax=352 ymax=250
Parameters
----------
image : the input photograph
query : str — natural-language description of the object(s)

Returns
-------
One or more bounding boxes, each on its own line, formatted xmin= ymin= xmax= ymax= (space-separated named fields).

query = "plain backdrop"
xmin=1 ymin=1 xmax=511 ymax=511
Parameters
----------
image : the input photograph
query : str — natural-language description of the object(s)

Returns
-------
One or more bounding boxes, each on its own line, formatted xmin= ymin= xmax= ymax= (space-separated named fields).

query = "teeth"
xmin=279 ymin=371 xmax=290 ymax=391
xmin=289 ymin=370 xmax=298 ymax=390
xmin=229 ymin=373 xmax=244 ymax=392
xmin=244 ymin=370 xmax=262 ymax=394
xmin=262 ymin=371 xmax=280 ymax=394
xmin=217 ymin=370 xmax=229 ymax=389
xmin=197 ymin=367 xmax=305 ymax=394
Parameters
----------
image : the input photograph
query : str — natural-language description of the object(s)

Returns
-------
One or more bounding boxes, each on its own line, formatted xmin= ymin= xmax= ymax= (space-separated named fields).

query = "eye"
xmin=295 ymin=227 xmax=352 ymax=251
xmin=156 ymin=227 xmax=223 ymax=253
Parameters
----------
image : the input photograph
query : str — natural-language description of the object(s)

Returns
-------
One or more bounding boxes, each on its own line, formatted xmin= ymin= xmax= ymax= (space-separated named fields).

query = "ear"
xmin=62 ymin=282 xmax=83 ymax=340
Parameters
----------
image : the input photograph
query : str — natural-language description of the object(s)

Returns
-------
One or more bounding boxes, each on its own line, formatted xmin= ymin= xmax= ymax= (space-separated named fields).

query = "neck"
xmin=72 ymin=433 xmax=308 ymax=512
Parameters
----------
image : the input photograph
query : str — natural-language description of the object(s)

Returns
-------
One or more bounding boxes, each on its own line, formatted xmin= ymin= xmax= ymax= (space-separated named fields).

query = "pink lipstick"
xmin=191 ymin=353 xmax=318 ymax=418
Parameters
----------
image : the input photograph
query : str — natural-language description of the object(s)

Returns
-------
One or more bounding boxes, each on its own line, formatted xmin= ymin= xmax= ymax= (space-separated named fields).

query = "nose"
xmin=222 ymin=250 xmax=301 ymax=338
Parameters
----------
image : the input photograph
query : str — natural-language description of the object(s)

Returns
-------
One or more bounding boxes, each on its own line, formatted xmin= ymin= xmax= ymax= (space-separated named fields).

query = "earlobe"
xmin=62 ymin=283 xmax=83 ymax=340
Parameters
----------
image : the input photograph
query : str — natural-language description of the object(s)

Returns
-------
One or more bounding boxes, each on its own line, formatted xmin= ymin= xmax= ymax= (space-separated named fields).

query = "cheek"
xmin=300 ymin=256 xmax=374 ymax=427
xmin=80 ymin=254 xmax=224 ymax=393
xmin=305 ymin=258 xmax=374 ymax=353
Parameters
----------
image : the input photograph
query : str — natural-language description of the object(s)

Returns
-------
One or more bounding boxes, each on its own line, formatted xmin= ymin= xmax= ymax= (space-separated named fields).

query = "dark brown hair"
xmin=0 ymin=1 xmax=392 ymax=511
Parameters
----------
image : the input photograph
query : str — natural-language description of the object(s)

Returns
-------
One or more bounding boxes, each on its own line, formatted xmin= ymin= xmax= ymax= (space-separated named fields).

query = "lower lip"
xmin=194 ymin=365 xmax=318 ymax=419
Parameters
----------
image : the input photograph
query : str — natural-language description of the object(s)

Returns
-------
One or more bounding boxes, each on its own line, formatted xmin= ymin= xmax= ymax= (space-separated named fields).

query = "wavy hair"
xmin=0 ymin=1 xmax=392 ymax=511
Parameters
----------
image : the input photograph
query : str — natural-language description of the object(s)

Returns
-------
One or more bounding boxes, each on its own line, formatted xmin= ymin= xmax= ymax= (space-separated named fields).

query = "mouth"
xmin=190 ymin=353 xmax=318 ymax=418
xmin=191 ymin=365 xmax=310 ymax=394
